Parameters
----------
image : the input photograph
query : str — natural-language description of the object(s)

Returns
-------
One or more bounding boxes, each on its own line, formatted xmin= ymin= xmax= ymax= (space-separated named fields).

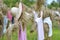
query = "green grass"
xmin=0 ymin=27 xmax=60 ymax=40
xmin=52 ymin=28 xmax=60 ymax=40
xmin=0 ymin=21 xmax=60 ymax=40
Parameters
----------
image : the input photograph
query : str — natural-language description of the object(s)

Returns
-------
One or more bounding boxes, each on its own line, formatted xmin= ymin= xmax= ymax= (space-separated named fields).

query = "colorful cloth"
xmin=3 ymin=16 xmax=8 ymax=34
xmin=7 ymin=10 xmax=12 ymax=21
xmin=18 ymin=22 xmax=27 ymax=40
xmin=18 ymin=2 xmax=22 ymax=19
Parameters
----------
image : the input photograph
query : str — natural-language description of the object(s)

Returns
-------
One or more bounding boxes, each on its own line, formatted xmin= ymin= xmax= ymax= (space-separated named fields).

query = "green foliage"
xmin=3 ymin=0 xmax=35 ymax=7
xmin=22 ymin=0 xmax=35 ymax=7
xmin=48 ymin=5 xmax=52 ymax=9
xmin=3 ymin=0 xmax=19 ymax=7
xmin=48 ymin=1 xmax=59 ymax=9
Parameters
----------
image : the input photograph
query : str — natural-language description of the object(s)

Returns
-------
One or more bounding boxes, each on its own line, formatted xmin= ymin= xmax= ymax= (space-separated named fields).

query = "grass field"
xmin=0 ymin=21 xmax=60 ymax=40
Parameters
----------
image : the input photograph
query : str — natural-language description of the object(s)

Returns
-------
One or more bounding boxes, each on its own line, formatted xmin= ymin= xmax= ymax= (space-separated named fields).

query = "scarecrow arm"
xmin=0 ymin=12 xmax=4 ymax=17
xmin=30 ymin=19 xmax=37 ymax=33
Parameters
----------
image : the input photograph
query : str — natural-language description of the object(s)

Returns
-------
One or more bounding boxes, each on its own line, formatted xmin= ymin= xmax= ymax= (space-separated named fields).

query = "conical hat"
xmin=11 ymin=2 xmax=22 ymax=19
xmin=11 ymin=7 xmax=19 ymax=15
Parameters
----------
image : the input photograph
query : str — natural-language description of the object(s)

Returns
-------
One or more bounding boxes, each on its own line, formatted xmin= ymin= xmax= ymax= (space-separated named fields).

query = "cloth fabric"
xmin=11 ymin=16 xmax=14 ymax=24
xmin=7 ymin=10 xmax=12 ymax=21
xmin=18 ymin=22 xmax=27 ymax=40
xmin=44 ymin=17 xmax=52 ymax=37
xmin=18 ymin=2 xmax=22 ymax=19
xmin=33 ymin=11 xmax=44 ymax=40
xmin=3 ymin=16 xmax=8 ymax=34
xmin=33 ymin=11 xmax=38 ymax=20
xmin=18 ymin=2 xmax=26 ymax=40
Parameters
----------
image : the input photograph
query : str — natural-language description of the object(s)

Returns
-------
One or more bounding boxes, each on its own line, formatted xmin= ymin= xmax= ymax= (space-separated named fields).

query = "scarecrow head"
xmin=36 ymin=0 xmax=45 ymax=11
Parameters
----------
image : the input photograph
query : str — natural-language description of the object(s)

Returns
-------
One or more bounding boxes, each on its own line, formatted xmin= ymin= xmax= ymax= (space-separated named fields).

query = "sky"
xmin=47 ymin=0 xmax=57 ymax=4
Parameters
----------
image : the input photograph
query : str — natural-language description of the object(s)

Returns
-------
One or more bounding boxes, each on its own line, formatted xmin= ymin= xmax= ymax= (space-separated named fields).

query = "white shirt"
xmin=33 ymin=11 xmax=44 ymax=40
xmin=44 ymin=17 xmax=52 ymax=37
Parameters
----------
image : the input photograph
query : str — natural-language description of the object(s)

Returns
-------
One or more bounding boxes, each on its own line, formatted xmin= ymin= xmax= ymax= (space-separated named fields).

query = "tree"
xmin=48 ymin=1 xmax=59 ymax=9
